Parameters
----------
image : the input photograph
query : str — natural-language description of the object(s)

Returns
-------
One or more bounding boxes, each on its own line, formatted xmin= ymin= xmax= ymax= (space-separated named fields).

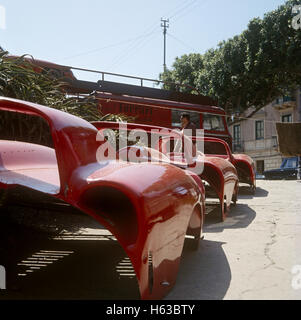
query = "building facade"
xmin=229 ymin=88 xmax=301 ymax=174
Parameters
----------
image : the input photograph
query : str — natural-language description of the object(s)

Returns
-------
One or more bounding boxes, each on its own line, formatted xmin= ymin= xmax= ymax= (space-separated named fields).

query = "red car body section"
xmin=203 ymin=137 xmax=256 ymax=191
xmin=4 ymin=55 xmax=233 ymax=148
xmin=201 ymin=156 xmax=238 ymax=221
xmin=232 ymin=154 xmax=256 ymax=190
xmin=0 ymin=97 xmax=206 ymax=299
xmin=92 ymin=121 xmax=239 ymax=221
xmin=156 ymin=137 xmax=238 ymax=222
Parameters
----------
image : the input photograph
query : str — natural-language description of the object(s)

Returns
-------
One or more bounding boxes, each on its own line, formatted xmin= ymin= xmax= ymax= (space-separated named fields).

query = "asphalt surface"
xmin=166 ymin=180 xmax=301 ymax=300
xmin=0 ymin=180 xmax=300 ymax=300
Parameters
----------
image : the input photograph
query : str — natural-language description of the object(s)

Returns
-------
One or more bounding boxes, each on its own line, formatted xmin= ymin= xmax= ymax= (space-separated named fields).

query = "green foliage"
xmin=0 ymin=52 xmax=132 ymax=145
xmin=0 ymin=51 xmax=101 ymax=121
xmin=160 ymin=0 xmax=301 ymax=115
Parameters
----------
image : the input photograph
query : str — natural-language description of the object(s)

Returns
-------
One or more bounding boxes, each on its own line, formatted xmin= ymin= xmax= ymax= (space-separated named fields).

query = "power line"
xmin=109 ymin=0 xmax=201 ymax=73
xmin=58 ymin=31 xmax=159 ymax=62
xmin=58 ymin=0 xmax=208 ymax=74
xmin=168 ymin=0 xmax=197 ymax=20
xmin=167 ymin=32 xmax=198 ymax=52
xmin=107 ymin=24 xmax=160 ymax=71
xmin=59 ymin=2 xmax=190 ymax=67
xmin=170 ymin=0 xmax=209 ymax=23
xmin=108 ymin=30 xmax=160 ymax=72
xmin=107 ymin=0 xmax=199 ymax=72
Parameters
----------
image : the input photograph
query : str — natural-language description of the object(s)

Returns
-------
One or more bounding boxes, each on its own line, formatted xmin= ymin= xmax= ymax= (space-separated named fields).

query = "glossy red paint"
xmin=203 ymin=137 xmax=256 ymax=190
xmin=0 ymin=97 xmax=205 ymax=299
xmin=232 ymin=154 xmax=256 ymax=190
xmin=92 ymin=121 xmax=238 ymax=221
xmin=201 ymin=156 xmax=238 ymax=221
xmin=4 ymin=55 xmax=232 ymax=147
xmin=96 ymin=92 xmax=232 ymax=147
xmin=157 ymin=137 xmax=238 ymax=222
xmin=4 ymin=54 xmax=232 ymax=146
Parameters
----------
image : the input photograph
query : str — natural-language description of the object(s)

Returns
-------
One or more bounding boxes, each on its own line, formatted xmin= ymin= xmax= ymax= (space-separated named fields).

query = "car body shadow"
xmin=238 ymin=186 xmax=269 ymax=199
xmin=165 ymin=240 xmax=231 ymax=300
xmin=204 ymin=203 xmax=256 ymax=233
xmin=0 ymin=236 xmax=141 ymax=300
xmin=0 ymin=208 xmax=141 ymax=300
xmin=1 ymin=194 xmax=235 ymax=301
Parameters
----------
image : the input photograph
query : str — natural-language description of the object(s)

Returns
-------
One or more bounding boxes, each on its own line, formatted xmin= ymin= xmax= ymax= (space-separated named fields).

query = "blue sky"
xmin=0 ymin=0 xmax=286 ymax=83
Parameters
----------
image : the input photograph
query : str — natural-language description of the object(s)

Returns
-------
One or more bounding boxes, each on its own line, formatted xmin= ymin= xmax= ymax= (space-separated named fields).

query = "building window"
xmin=233 ymin=125 xmax=241 ymax=143
xmin=255 ymin=120 xmax=264 ymax=140
xmin=272 ymin=136 xmax=278 ymax=147
xmin=282 ymin=114 xmax=292 ymax=123
xmin=256 ymin=160 xmax=265 ymax=175
xmin=233 ymin=124 xmax=242 ymax=151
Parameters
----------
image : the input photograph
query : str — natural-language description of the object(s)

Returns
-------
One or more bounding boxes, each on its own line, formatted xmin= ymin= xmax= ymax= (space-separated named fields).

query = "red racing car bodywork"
xmin=0 ymin=97 xmax=206 ymax=299
xmin=92 ymin=121 xmax=239 ymax=221
xmin=201 ymin=156 xmax=238 ymax=221
xmin=203 ymin=137 xmax=256 ymax=192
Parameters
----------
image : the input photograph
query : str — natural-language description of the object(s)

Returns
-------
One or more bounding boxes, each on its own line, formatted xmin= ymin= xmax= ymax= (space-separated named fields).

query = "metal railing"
xmin=69 ymin=66 xmax=161 ymax=88
xmin=272 ymin=95 xmax=296 ymax=107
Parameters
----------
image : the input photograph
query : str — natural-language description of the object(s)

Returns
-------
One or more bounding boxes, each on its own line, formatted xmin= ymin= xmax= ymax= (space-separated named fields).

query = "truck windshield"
xmin=172 ymin=109 xmax=200 ymax=128
xmin=203 ymin=114 xmax=225 ymax=132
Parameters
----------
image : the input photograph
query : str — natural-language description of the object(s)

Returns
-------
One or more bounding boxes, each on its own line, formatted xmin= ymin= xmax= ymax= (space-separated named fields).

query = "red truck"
xmin=95 ymin=91 xmax=232 ymax=148
xmin=4 ymin=55 xmax=233 ymax=148
xmin=70 ymin=74 xmax=233 ymax=149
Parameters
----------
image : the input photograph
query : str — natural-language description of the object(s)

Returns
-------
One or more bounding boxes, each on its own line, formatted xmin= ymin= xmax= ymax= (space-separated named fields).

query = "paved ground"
xmin=0 ymin=180 xmax=300 ymax=300
xmin=166 ymin=180 xmax=301 ymax=300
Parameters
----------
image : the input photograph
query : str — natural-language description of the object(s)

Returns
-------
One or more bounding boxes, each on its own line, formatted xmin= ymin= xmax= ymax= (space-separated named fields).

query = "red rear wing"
xmin=0 ymin=97 xmax=207 ymax=299
xmin=0 ymin=97 xmax=100 ymax=195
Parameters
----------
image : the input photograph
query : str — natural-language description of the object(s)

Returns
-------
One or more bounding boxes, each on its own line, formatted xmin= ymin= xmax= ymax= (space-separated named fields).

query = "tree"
xmin=0 ymin=52 xmax=132 ymax=206
xmin=160 ymin=0 xmax=301 ymax=116
xmin=0 ymin=52 xmax=102 ymax=119
xmin=0 ymin=52 xmax=133 ymax=143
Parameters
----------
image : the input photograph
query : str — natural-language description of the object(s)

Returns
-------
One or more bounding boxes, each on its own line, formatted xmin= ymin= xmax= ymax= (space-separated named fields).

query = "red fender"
xmin=203 ymin=137 xmax=255 ymax=189
xmin=0 ymin=98 xmax=205 ymax=299
xmin=232 ymin=154 xmax=256 ymax=189
xmin=92 ymin=121 xmax=239 ymax=221
xmin=202 ymin=156 xmax=238 ymax=221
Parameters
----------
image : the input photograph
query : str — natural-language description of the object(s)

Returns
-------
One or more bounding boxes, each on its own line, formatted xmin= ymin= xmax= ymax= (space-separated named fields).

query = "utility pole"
xmin=161 ymin=18 xmax=169 ymax=73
